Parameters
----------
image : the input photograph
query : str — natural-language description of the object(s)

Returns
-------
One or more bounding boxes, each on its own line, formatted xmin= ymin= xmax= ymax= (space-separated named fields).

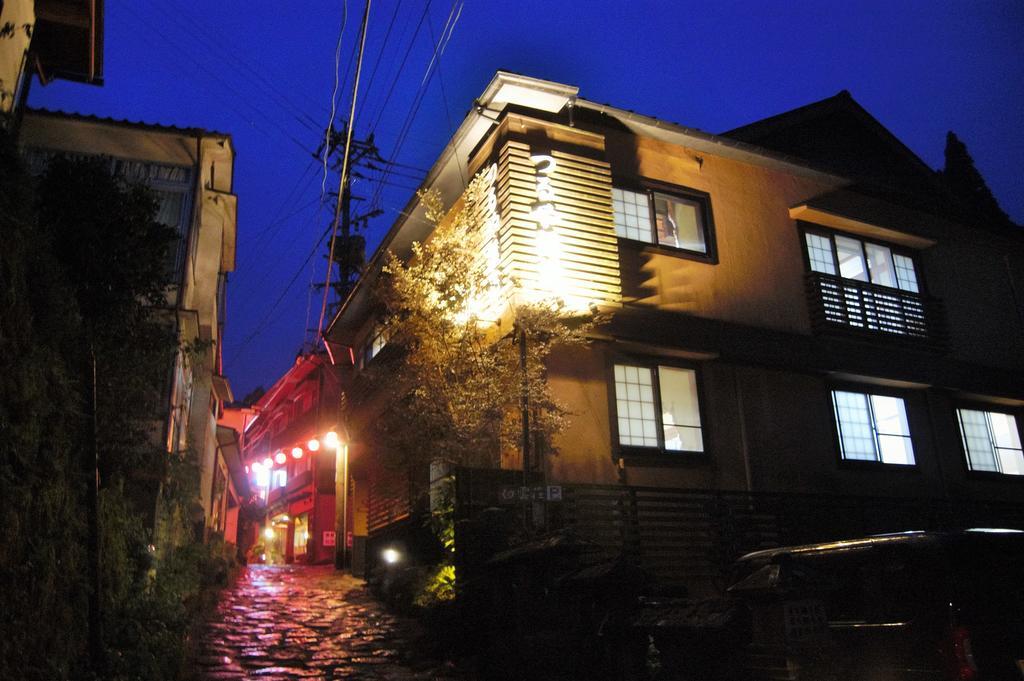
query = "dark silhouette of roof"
xmin=25 ymin=107 xmax=231 ymax=139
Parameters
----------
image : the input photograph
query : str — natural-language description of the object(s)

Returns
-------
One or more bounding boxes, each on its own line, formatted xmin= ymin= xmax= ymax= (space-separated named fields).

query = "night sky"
xmin=29 ymin=1 xmax=1024 ymax=401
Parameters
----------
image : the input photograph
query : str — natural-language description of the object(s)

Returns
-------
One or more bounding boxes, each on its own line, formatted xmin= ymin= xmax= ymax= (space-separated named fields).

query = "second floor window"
xmin=612 ymin=186 xmax=714 ymax=257
xmin=831 ymin=390 xmax=915 ymax=465
xmin=803 ymin=229 xmax=938 ymax=340
xmin=956 ymin=408 xmax=1023 ymax=476
xmin=360 ymin=323 xmax=389 ymax=369
xmin=805 ymin=231 xmax=919 ymax=292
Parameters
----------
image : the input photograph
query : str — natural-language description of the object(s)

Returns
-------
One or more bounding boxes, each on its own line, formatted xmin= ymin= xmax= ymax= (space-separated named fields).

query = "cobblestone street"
xmin=198 ymin=565 xmax=461 ymax=680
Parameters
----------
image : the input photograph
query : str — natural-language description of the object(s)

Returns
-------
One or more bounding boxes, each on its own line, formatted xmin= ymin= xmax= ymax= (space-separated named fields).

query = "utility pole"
xmin=311 ymin=123 xmax=384 ymax=323
xmin=320 ymin=0 xmax=373 ymax=572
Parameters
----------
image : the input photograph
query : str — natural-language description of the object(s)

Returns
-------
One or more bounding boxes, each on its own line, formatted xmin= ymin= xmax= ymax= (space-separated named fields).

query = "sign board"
xmin=499 ymin=485 xmax=563 ymax=503
xmin=322 ymin=531 xmax=336 ymax=547
xmin=346 ymin=531 xmax=354 ymax=548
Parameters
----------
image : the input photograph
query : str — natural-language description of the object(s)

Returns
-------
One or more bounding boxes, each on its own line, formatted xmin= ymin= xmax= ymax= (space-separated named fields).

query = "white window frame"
xmin=613 ymin=362 xmax=705 ymax=454
xmin=831 ymin=389 xmax=916 ymax=466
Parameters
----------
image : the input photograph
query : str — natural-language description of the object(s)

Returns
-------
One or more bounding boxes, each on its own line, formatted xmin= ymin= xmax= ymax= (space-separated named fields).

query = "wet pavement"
xmin=197 ymin=564 xmax=461 ymax=680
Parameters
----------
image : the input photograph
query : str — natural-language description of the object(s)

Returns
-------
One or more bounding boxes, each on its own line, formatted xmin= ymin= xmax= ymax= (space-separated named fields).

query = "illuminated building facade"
xmin=239 ymin=354 xmax=343 ymax=565
xmin=19 ymin=109 xmax=242 ymax=541
xmin=327 ymin=72 xmax=1024 ymax=549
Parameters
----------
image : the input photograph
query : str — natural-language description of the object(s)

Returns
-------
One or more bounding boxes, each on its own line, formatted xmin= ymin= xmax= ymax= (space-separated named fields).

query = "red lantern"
xmin=274 ymin=451 xmax=287 ymax=465
xmin=291 ymin=447 xmax=303 ymax=459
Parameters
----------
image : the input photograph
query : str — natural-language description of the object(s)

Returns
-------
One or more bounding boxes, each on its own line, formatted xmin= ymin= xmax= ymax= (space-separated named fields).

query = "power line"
xmin=355 ymin=0 xmax=403 ymax=122
xmin=150 ymin=0 xmax=327 ymax=134
xmin=122 ymin=4 xmax=317 ymax=158
xmin=426 ymin=7 xmax=465 ymax=187
xmin=235 ymin=159 xmax=319 ymax=275
xmin=318 ymin=0 xmax=374 ymax=339
xmin=321 ymin=1 xmax=350 ymax=202
xmin=367 ymin=0 xmax=434 ymax=136
xmin=368 ymin=0 xmax=463 ymax=213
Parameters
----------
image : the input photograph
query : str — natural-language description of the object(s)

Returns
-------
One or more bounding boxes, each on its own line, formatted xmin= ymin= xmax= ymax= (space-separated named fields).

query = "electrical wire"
xmin=426 ymin=7 xmax=465 ymax=186
xmin=150 ymin=0 xmax=327 ymax=133
xmin=367 ymin=0 xmax=434 ymax=136
xmin=367 ymin=0 xmax=463 ymax=213
xmin=121 ymin=4 xmax=317 ymax=158
xmin=355 ymin=0 xmax=403 ymax=122
xmin=317 ymin=0 xmax=374 ymax=339
xmin=234 ymin=159 xmax=319 ymax=275
xmin=321 ymin=0 xmax=350 ymax=200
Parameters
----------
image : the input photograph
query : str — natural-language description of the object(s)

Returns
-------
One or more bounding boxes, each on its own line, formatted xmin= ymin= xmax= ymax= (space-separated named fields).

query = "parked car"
xmin=726 ymin=530 xmax=1024 ymax=680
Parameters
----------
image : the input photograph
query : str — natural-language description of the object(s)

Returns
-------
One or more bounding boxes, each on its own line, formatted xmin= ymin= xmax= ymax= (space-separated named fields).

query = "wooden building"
xmin=239 ymin=353 xmax=344 ymax=565
xmin=325 ymin=72 xmax=1024 ymax=580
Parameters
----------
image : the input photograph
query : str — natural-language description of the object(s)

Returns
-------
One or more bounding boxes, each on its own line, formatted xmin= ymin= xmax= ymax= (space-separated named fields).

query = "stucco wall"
xmin=606 ymin=131 xmax=842 ymax=335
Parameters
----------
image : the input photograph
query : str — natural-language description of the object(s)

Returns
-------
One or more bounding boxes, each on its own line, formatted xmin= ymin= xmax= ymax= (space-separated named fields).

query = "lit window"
xmin=957 ymin=409 xmax=1023 ymax=476
xmin=832 ymin=390 xmax=915 ymax=465
xmin=614 ymin=364 xmax=704 ymax=452
xmin=360 ymin=323 xmax=389 ymax=368
xmin=272 ymin=470 xmax=287 ymax=488
xmin=805 ymin=231 xmax=919 ymax=293
xmin=612 ymin=186 xmax=713 ymax=256
xmin=293 ymin=513 xmax=309 ymax=555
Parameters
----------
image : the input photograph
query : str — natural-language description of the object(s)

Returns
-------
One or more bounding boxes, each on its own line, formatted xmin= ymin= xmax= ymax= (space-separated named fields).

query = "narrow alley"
xmin=197 ymin=566 xmax=461 ymax=680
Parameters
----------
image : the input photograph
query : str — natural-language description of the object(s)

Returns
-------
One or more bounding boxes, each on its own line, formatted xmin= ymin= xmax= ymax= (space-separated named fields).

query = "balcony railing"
xmin=806 ymin=272 xmax=946 ymax=349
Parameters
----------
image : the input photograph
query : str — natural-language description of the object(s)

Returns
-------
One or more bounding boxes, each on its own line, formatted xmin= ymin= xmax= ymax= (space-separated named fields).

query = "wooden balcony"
xmin=805 ymin=272 xmax=947 ymax=350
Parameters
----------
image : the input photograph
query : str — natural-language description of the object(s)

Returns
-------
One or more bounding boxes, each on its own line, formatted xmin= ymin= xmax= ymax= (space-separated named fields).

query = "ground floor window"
xmin=831 ymin=390 xmax=915 ymax=465
xmin=957 ymin=408 xmax=1023 ymax=475
xmin=293 ymin=513 xmax=309 ymax=555
xmin=614 ymin=364 xmax=703 ymax=453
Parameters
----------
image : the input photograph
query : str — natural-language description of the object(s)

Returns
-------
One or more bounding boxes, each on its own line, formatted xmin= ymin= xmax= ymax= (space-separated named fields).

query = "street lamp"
xmin=333 ymin=435 xmax=349 ymax=571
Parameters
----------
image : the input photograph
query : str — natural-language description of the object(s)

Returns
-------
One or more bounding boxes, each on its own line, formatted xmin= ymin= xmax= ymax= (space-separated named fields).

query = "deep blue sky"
xmin=30 ymin=1 xmax=1024 ymax=400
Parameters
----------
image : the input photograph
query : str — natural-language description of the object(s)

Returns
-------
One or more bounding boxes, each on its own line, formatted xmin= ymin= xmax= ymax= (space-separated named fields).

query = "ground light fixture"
xmin=291 ymin=447 xmax=303 ymax=459
xmin=381 ymin=547 xmax=402 ymax=565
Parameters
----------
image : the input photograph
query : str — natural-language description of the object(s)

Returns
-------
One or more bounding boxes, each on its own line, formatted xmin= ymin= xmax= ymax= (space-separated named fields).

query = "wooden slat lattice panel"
xmin=496 ymin=140 xmax=622 ymax=309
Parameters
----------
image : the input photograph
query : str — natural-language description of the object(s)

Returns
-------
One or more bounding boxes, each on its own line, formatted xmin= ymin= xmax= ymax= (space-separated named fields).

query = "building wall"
xmin=458 ymin=111 xmax=1023 ymax=501
xmin=341 ymin=82 xmax=1024 ymax=511
xmin=18 ymin=112 xmax=238 ymax=535
xmin=547 ymin=342 xmax=1024 ymax=504
xmin=0 ymin=0 xmax=34 ymax=118
xmin=241 ymin=356 xmax=340 ymax=564
xmin=606 ymin=130 xmax=840 ymax=335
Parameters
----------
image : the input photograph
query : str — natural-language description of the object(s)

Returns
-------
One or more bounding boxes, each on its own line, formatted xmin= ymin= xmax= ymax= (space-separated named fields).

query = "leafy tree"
xmin=940 ymin=131 xmax=1015 ymax=228
xmin=369 ymin=170 xmax=598 ymax=473
xmin=1 ymin=141 xmax=227 ymax=680
xmin=0 ymin=130 xmax=89 ymax=681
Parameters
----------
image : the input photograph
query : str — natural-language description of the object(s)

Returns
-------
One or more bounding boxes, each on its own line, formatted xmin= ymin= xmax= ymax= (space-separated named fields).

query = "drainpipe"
xmin=734 ymin=366 xmax=753 ymax=492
